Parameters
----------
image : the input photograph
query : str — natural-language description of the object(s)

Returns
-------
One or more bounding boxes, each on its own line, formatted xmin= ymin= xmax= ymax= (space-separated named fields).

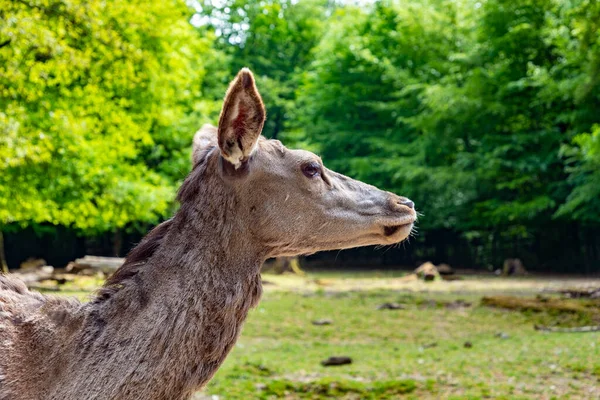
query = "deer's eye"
xmin=302 ymin=162 xmax=321 ymax=178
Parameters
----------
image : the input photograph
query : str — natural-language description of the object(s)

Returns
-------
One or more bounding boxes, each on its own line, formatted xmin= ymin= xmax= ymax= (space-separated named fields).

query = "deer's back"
xmin=0 ymin=274 xmax=83 ymax=400
xmin=1 ymin=274 xmax=48 ymax=318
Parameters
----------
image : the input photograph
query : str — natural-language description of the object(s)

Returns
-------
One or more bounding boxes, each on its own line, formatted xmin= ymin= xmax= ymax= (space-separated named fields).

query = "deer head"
xmin=191 ymin=68 xmax=416 ymax=258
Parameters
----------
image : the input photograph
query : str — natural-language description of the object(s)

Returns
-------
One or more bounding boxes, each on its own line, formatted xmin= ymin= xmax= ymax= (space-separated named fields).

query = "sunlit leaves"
xmin=0 ymin=0 xmax=219 ymax=233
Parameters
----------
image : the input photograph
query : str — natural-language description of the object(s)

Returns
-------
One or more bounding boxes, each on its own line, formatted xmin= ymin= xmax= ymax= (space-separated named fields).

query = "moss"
xmin=227 ymin=362 xmax=274 ymax=379
xmin=482 ymin=295 xmax=587 ymax=313
xmin=483 ymin=295 xmax=599 ymax=315
xmin=260 ymin=378 xmax=418 ymax=399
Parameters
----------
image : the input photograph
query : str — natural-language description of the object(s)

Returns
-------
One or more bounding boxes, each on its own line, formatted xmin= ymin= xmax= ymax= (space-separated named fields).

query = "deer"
xmin=0 ymin=68 xmax=417 ymax=400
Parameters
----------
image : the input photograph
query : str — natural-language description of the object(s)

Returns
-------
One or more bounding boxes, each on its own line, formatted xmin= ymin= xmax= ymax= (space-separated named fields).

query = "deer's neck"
xmin=48 ymin=209 xmax=264 ymax=400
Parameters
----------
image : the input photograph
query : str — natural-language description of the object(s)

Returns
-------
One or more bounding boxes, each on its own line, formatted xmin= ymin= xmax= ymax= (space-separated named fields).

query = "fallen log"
xmin=481 ymin=295 xmax=587 ymax=313
xmin=27 ymin=285 xmax=61 ymax=292
xmin=66 ymin=256 xmax=124 ymax=274
xmin=11 ymin=266 xmax=54 ymax=285
xmin=10 ymin=267 xmax=80 ymax=288
xmin=20 ymin=258 xmax=47 ymax=271
xmin=558 ymin=288 xmax=600 ymax=299
xmin=534 ymin=325 xmax=600 ymax=333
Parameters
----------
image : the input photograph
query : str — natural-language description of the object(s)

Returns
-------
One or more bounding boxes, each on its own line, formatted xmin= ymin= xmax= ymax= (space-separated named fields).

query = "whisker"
xmin=334 ymin=249 xmax=342 ymax=265
xmin=381 ymin=244 xmax=394 ymax=255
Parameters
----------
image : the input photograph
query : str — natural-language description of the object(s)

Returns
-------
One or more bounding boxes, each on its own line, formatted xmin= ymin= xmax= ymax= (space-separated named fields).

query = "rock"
xmin=377 ymin=302 xmax=405 ymax=310
xmin=321 ymin=356 xmax=352 ymax=366
xmin=312 ymin=319 xmax=333 ymax=326
xmin=464 ymin=341 xmax=473 ymax=348
xmin=445 ymin=299 xmax=472 ymax=309
xmin=495 ymin=332 xmax=510 ymax=339
xmin=436 ymin=263 xmax=454 ymax=275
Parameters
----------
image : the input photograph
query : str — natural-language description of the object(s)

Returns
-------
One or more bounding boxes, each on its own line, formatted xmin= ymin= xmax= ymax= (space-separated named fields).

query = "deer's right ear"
xmin=217 ymin=68 xmax=266 ymax=169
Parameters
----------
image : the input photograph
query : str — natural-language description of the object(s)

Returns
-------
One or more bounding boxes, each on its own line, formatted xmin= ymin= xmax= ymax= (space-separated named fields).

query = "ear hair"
xmin=217 ymin=68 xmax=266 ymax=169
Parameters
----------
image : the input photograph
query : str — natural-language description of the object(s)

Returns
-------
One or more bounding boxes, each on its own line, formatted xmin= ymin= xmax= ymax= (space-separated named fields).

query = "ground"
xmin=51 ymin=272 xmax=600 ymax=399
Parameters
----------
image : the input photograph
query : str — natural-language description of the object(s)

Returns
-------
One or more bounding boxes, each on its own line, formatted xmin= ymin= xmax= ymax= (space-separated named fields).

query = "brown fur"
xmin=0 ymin=69 xmax=417 ymax=400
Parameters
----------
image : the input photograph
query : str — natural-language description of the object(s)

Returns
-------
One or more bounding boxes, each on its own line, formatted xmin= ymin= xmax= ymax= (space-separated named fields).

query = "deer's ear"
xmin=192 ymin=124 xmax=218 ymax=166
xmin=217 ymin=68 xmax=266 ymax=169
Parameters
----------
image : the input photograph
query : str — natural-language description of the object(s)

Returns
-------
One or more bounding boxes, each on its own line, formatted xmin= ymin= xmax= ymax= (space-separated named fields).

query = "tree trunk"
xmin=271 ymin=256 xmax=304 ymax=275
xmin=113 ymin=229 xmax=123 ymax=257
xmin=0 ymin=231 xmax=8 ymax=274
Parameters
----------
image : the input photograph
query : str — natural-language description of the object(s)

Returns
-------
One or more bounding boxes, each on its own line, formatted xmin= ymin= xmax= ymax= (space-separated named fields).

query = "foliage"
xmin=199 ymin=0 xmax=331 ymax=142
xmin=294 ymin=0 xmax=600 ymax=268
xmin=557 ymin=125 xmax=600 ymax=223
xmin=0 ymin=0 xmax=219 ymax=233
xmin=296 ymin=1 xmax=476 ymax=231
xmin=2 ymin=0 xmax=600 ymax=270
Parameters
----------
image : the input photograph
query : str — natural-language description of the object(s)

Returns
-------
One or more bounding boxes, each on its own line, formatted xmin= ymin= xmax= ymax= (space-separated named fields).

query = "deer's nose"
xmin=390 ymin=196 xmax=415 ymax=211
xmin=401 ymin=198 xmax=415 ymax=209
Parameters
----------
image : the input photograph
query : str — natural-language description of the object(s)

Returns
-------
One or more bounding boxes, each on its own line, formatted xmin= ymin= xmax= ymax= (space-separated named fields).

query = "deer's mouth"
xmin=384 ymin=225 xmax=402 ymax=237
xmin=383 ymin=222 xmax=413 ymax=238
xmin=379 ymin=213 xmax=416 ymax=243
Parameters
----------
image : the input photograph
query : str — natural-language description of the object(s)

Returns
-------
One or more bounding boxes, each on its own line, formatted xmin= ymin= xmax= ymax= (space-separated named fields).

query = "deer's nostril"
xmin=389 ymin=196 xmax=415 ymax=212
xmin=402 ymin=199 xmax=415 ymax=209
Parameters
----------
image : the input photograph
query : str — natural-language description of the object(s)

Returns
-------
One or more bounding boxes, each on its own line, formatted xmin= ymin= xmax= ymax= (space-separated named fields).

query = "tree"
xmin=2 ymin=0 xmax=599 ymax=271
xmin=297 ymin=0 xmax=474 ymax=230
xmin=546 ymin=0 xmax=600 ymax=224
xmin=0 ymin=0 xmax=221 ymax=266
xmin=297 ymin=0 xmax=600 ymax=270
xmin=198 ymin=0 xmax=331 ymax=142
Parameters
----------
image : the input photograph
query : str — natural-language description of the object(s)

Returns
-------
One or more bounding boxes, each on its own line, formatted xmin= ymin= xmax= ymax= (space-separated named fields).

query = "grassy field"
xmin=51 ymin=272 xmax=600 ymax=399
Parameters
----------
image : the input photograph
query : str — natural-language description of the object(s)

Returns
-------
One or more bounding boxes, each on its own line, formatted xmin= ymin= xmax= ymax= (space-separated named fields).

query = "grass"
xmin=46 ymin=272 xmax=600 ymax=399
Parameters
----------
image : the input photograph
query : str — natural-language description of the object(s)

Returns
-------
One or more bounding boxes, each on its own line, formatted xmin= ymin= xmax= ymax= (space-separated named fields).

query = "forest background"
xmin=1 ymin=0 xmax=599 ymax=273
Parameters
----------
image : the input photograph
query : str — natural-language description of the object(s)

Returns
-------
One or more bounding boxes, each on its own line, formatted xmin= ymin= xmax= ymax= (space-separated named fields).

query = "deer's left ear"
xmin=217 ymin=68 xmax=266 ymax=169
xmin=192 ymin=124 xmax=218 ymax=166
